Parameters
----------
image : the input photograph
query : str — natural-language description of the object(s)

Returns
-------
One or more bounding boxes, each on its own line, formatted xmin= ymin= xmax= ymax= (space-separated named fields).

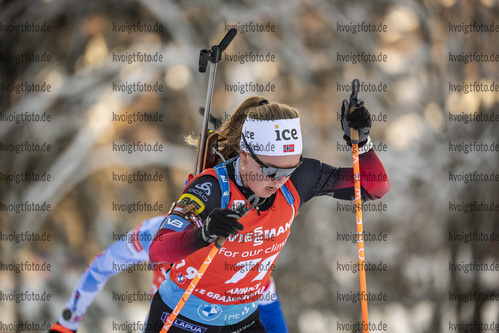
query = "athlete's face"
xmin=239 ymin=152 xmax=301 ymax=198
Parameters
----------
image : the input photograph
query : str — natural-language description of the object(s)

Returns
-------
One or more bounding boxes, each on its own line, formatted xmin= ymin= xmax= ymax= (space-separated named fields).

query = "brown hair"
xmin=186 ymin=96 xmax=300 ymax=159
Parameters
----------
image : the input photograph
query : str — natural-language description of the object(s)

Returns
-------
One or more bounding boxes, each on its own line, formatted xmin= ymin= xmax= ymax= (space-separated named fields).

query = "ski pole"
xmin=349 ymin=78 xmax=369 ymax=333
xmin=160 ymin=195 xmax=259 ymax=333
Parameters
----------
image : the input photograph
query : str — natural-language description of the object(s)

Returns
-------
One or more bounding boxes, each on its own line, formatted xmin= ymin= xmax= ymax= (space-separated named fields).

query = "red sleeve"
xmin=333 ymin=149 xmax=390 ymax=200
xmin=358 ymin=149 xmax=390 ymax=199
xmin=148 ymin=227 xmax=206 ymax=264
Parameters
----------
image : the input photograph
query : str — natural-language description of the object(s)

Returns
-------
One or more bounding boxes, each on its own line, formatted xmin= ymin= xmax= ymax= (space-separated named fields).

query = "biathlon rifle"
xmin=193 ymin=28 xmax=237 ymax=176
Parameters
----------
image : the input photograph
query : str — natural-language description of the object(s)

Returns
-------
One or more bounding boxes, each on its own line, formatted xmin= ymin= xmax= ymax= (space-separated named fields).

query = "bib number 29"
xmin=174 ymin=254 xmax=278 ymax=284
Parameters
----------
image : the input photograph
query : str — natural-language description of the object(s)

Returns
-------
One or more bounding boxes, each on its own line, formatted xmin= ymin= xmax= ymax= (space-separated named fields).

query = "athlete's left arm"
xmin=291 ymin=149 xmax=390 ymax=204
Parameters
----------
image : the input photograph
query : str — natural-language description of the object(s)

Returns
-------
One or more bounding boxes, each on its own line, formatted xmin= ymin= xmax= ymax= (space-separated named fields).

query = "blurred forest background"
xmin=1 ymin=0 xmax=498 ymax=332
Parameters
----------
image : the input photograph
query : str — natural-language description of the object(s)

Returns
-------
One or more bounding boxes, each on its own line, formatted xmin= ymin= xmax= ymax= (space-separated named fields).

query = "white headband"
xmin=240 ymin=117 xmax=302 ymax=156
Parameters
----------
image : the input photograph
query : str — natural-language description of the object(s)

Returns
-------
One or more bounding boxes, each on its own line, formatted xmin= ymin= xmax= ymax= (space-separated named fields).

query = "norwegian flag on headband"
xmin=283 ymin=144 xmax=295 ymax=153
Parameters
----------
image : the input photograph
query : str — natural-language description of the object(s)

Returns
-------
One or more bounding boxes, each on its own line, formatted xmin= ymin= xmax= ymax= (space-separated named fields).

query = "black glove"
xmin=201 ymin=208 xmax=244 ymax=243
xmin=340 ymin=99 xmax=372 ymax=147
xmin=49 ymin=322 xmax=77 ymax=333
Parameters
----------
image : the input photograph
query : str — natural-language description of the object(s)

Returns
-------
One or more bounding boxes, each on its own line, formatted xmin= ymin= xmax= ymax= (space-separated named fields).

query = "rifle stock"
xmin=193 ymin=130 xmax=221 ymax=176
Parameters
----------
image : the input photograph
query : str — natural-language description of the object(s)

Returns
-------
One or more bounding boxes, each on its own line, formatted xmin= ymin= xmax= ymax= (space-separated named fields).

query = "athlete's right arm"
xmin=149 ymin=174 xmax=242 ymax=264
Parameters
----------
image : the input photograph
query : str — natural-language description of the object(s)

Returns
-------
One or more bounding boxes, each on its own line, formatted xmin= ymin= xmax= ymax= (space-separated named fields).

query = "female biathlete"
xmin=145 ymin=96 xmax=390 ymax=332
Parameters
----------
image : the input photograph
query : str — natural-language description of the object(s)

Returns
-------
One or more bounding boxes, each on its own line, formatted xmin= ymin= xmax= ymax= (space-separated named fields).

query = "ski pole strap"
xmin=233 ymin=194 xmax=259 ymax=216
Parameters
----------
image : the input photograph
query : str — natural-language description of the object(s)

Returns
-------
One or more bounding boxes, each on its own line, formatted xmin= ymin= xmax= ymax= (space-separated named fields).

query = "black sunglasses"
xmin=241 ymin=134 xmax=302 ymax=180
